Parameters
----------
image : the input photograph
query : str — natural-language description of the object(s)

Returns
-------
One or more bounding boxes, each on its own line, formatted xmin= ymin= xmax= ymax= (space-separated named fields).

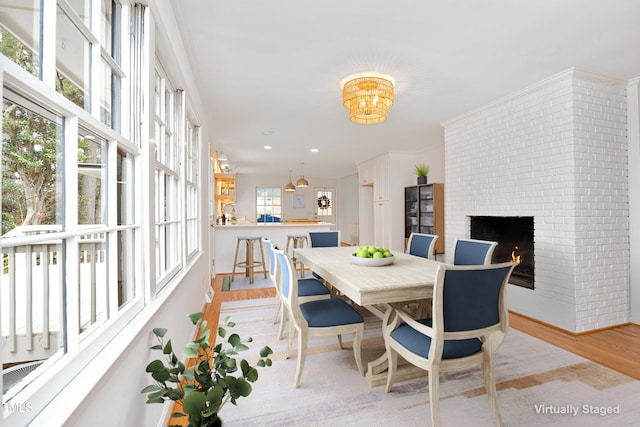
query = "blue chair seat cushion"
xmin=300 ymin=299 xmax=363 ymax=327
xmin=390 ymin=318 xmax=482 ymax=359
xmin=298 ymin=278 xmax=330 ymax=297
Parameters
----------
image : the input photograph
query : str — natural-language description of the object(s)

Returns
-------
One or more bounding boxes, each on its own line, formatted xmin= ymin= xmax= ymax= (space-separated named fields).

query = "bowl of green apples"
xmin=351 ymin=246 xmax=395 ymax=266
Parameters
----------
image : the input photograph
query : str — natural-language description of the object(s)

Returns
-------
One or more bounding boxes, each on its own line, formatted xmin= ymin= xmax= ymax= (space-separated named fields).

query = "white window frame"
xmin=1 ymin=61 xmax=144 ymax=426
xmin=184 ymin=118 xmax=200 ymax=260
xmin=0 ymin=2 xmax=144 ymax=424
xmin=0 ymin=1 xmax=204 ymax=423
xmin=256 ymin=187 xmax=283 ymax=222
xmin=153 ymin=64 xmax=183 ymax=290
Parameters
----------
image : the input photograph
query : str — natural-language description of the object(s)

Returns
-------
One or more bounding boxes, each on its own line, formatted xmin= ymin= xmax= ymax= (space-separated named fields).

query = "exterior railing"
xmin=1 ymin=226 xmax=107 ymax=365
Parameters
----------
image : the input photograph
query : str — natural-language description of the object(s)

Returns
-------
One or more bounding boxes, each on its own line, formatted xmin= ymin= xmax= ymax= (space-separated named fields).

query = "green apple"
xmin=372 ymin=251 xmax=384 ymax=258
xmin=383 ymin=251 xmax=392 ymax=258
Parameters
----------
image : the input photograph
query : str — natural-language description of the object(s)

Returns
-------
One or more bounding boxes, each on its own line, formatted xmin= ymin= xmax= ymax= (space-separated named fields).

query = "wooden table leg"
xmin=364 ymin=302 xmax=428 ymax=387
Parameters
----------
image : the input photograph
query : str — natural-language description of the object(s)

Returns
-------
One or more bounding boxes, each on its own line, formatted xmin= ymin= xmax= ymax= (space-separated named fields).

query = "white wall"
xmin=410 ymin=130 xmax=446 ymax=185
xmin=338 ymin=173 xmax=360 ymax=245
xmin=234 ymin=173 xmax=340 ymax=222
xmin=443 ymin=69 xmax=630 ymax=332
xmin=63 ymin=263 xmax=211 ymax=426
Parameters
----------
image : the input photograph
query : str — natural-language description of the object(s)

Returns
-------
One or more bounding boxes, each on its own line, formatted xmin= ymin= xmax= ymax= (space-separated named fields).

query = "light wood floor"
xmin=204 ymin=274 xmax=640 ymax=380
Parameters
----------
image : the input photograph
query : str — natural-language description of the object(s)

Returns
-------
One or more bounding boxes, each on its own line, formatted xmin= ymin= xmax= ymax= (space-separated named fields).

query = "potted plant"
xmin=141 ymin=313 xmax=273 ymax=427
xmin=414 ymin=163 xmax=430 ymax=185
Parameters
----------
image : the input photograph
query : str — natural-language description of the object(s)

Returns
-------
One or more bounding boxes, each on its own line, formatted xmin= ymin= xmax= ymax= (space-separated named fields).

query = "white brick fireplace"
xmin=443 ymin=68 xmax=630 ymax=333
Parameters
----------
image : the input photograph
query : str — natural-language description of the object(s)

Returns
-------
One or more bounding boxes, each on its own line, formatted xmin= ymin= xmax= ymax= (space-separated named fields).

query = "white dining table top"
xmin=294 ymin=246 xmax=444 ymax=306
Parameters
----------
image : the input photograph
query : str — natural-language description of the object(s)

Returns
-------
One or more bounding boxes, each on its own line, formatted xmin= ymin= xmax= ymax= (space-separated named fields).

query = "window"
xmin=1 ymin=95 xmax=66 ymax=377
xmin=153 ymin=67 xmax=182 ymax=288
xmin=256 ymin=187 xmax=282 ymax=222
xmin=0 ymin=0 xmax=41 ymax=78
xmin=1 ymin=2 xmax=142 ymax=422
xmin=55 ymin=4 xmax=91 ymax=110
xmin=1 ymin=2 xmax=202 ymax=423
xmin=185 ymin=120 xmax=199 ymax=258
xmin=1 ymin=88 xmax=141 ymax=409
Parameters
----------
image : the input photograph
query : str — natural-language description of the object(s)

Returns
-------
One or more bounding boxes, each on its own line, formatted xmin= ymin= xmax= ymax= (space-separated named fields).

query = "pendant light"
xmin=285 ymin=170 xmax=296 ymax=192
xmin=296 ymin=163 xmax=309 ymax=188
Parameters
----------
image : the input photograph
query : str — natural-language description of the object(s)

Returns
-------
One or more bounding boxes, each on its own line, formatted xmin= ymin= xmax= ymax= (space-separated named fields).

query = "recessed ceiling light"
xmin=311 ymin=148 xmax=319 ymax=153
xmin=264 ymin=145 xmax=272 ymax=150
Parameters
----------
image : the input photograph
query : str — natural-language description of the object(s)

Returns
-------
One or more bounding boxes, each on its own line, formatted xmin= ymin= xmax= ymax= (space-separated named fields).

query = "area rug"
xmin=220 ymin=274 xmax=273 ymax=292
xmin=216 ymin=298 xmax=640 ymax=427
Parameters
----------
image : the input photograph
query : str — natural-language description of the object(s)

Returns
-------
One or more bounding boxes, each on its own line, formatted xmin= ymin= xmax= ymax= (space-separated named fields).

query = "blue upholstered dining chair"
xmin=308 ymin=230 xmax=340 ymax=248
xmin=406 ymin=232 xmax=439 ymax=260
xmin=307 ymin=230 xmax=341 ymax=282
xmin=273 ymin=247 xmax=364 ymax=388
xmin=264 ymin=239 xmax=330 ymax=340
xmin=262 ymin=238 xmax=283 ymax=324
xmin=453 ymin=238 xmax=498 ymax=265
xmin=384 ymin=261 xmax=516 ymax=427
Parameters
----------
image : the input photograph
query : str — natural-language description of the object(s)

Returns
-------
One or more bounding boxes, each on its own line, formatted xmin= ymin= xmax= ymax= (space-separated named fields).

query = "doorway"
xmin=314 ymin=188 xmax=336 ymax=225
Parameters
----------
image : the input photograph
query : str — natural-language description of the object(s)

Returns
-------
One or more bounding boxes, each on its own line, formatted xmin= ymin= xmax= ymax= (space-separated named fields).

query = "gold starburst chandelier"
xmin=341 ymin=72 xmax=395 ymax=124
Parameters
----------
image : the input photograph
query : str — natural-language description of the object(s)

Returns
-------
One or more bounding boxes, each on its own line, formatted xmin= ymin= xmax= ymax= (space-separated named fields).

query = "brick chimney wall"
xmin=443 ymin=69 xmax=629 ymax=332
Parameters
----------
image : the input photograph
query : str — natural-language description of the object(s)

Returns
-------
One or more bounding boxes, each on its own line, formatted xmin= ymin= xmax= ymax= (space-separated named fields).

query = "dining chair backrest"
xmin=407 ymin=233 xmax=438 ymax=259
xmin=308 ymin=231 xmax=340 ymax=248
xmin=262 ymin=238 xmax=276 ymax=283
xmin=273 ymin=247 xmax=296 ymax=305
xmin=453 ymin=238 xmax=498 ymax=265
xmin=436 ymin=262 xmax=514 ymax=336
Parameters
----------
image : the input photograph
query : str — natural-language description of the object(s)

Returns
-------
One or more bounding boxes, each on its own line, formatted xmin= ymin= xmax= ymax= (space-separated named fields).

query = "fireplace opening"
xmin=470 ymin=216 xmax=534 ymax=289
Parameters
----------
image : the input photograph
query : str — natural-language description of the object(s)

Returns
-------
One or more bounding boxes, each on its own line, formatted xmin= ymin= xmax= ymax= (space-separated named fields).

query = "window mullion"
xmin=90 ymin=39 xmax=101 ymax=120
xmin=63 ymin=116 xmax=80 ymax=355
xmin=41 ymin=0 xmax=57 ymax=87
xmin=177 ymin=90 xmax=186 ymax=265
xmin=89 ymin=0 xmax=101 ymax=119
xmin=101 ymin=49 xmax=126 ymax=79
xmin=57 ymin=0 xmax=100 ymax=45
xmin=107 ymin=140 xmax=119 ymax=318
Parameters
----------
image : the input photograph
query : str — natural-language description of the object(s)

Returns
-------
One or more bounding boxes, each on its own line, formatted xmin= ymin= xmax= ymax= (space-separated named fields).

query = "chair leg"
xmin=294 ymin=328 xmax=308 ymax=388
xmin=385 ymin=346 xmax=398 ymax=393
xmin=272 ymin=296 xmax=282 ymax=325
xmin=246 ymin=240 xmax=255 ymax=284
xmin=287 ymin=314 xmax=297 ymax=346
xmin=231 ymin=239 xmax=242 ymax=281
xmin=337 ymin=334 xmax=344 ymax=349
xmin=352 ymin=325 xmax=364 ymax=376
xmin=429 ymin=366 xmax=441 ymax=427
xmin=483 ymin=354 xmax=504 ymax=427
xmin=258 ymin=240 xmax=268 ymax=279
xmin=278 ymin=309 xmax=287 ymax=340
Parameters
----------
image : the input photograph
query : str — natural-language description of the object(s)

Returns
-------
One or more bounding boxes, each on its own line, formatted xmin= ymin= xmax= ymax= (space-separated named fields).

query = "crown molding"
xmin=442 ymin=68 xmax=628 ymax=127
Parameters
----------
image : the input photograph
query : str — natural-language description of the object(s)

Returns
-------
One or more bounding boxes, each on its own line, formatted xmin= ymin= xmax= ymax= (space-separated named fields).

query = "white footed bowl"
xmin=350 ymin=254 xmax=395 ymax=267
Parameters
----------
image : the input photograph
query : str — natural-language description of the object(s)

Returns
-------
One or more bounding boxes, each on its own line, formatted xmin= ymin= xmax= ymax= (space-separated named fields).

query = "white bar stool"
xmin=285 ymin=234 xmax=307 ymax=278
xmin=232 ymin=236 xmax=267 ymax=284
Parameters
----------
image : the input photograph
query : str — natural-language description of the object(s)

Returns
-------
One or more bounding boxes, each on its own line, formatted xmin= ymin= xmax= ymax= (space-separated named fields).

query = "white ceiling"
xmin=171 ymin=0 xmax=640 ymax=179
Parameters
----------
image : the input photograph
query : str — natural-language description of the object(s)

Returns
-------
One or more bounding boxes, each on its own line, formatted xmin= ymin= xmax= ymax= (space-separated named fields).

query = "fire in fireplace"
xmin=470 ymin=216 xmax=534 ymax=289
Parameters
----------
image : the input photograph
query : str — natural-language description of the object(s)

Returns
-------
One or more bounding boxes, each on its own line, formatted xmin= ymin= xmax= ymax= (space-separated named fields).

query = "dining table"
xmin=293 ymin=246 xmax=445 ymax=387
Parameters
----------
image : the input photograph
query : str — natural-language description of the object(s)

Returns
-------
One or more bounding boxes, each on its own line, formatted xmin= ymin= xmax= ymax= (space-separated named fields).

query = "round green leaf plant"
xmin=141 ymin=313 xmax=273 ymax=427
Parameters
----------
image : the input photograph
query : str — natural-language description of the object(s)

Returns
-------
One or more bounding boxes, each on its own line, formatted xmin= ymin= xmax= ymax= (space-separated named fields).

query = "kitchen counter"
xmin=212 ymin=222 xmax=334 ymax=274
